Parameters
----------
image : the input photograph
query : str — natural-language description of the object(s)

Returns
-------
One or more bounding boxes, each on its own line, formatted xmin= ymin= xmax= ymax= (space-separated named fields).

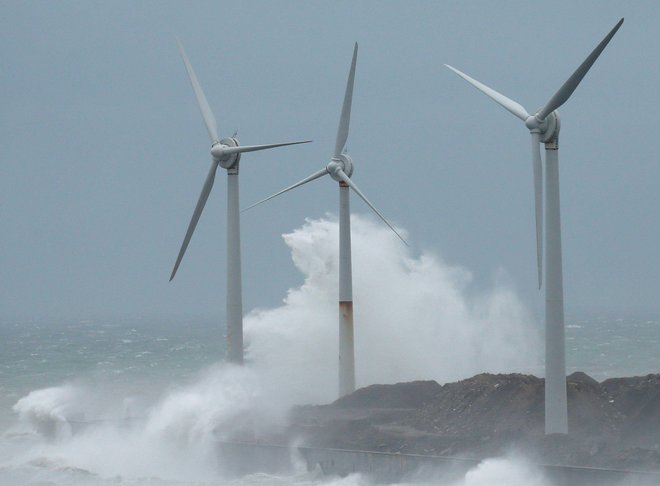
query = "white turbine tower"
xmin=170 ymin=41 xmax=310 ymax=364
xmin=245 ymin=43 xmax=407 ymax=397
xmin=445 ymin=19 xmax=623 ymax=434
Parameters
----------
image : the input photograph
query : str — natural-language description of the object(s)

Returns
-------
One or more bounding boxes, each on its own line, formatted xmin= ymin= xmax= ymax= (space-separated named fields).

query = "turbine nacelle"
xmin=525 ymin=112 xmax=560 ymax=143
xmin=211 ymin=137 xmax=241 ymax=169
xmin=328 ymin=153 xmax=354 ymax=181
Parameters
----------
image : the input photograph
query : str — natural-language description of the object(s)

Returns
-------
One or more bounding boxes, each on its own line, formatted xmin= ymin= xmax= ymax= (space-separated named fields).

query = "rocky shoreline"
xmin=285 ymin=372 xmax=660 ymax=471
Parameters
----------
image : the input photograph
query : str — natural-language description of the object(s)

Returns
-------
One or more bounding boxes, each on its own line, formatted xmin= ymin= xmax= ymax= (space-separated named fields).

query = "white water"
xmin=2 ymin=215 xmax=548 ymax=485
xmin=245 ymin=215 xmax=540 ymax=405
xmin=231 ymin=455 xmax=553 ymax=486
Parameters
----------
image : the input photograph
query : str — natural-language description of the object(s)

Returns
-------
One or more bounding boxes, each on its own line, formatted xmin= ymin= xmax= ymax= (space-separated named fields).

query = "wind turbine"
xmin=170 ymin=40 xmax=310 ymax=364
xmin=445 ymin=19 xmax=623 ymax=434
xmin=245 ymin=43 xmax=407 ymax=397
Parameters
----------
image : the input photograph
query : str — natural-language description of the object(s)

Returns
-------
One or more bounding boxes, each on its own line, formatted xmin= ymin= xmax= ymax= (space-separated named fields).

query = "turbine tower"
xmin=170 ymin=41 xmax=310 ymax=364
xmin=245 ymin=43 xmax=407 ymax=397
xmin=445 ymin=19 xmax=623 ymax=434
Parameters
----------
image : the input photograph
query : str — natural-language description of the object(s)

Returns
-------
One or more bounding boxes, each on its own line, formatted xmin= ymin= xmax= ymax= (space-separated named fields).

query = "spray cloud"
xmin=245 ymin=215 xmax=540 ymax=406
xmin=6 ymin=215 xmax=542 ymax=484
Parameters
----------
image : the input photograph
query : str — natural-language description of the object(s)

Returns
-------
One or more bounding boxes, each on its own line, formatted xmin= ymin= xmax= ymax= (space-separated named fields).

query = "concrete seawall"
xmin=216 ymin=440 xmax=660 ymax=485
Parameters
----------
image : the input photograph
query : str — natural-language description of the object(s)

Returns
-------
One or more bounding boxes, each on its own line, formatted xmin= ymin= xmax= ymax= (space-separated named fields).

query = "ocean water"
xmin=1 ymin=217 xmax=658 ymax=485
xmin=1 ymin=316 xmax=656 ymax=486
xmin=564 ymin=314 xmax=659 ymax=380
xmin=2 ymin=314 xmax=657 ymax=425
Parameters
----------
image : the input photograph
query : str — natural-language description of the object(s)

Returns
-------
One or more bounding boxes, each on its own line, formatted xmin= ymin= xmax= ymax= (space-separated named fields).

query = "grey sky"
xmin=1 ymin=1 xmax=658 ymax=321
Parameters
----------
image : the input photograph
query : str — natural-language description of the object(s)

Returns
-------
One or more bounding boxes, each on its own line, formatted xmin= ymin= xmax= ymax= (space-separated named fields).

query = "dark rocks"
xmin=331 ymin=380 xmax=442 ymax=410
xmin=406 ymin=373 xmax=546 ymax=439
xmin=568 ymin=371 xmax=600 ymax=386
xmin=601 ymin=374 xmax=660 ymax=449
xmin=287 ymin=372 xmax=660 ymax=471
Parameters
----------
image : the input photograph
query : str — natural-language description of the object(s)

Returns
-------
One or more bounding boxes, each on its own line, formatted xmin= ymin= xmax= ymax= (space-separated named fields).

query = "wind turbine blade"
xmin=170 ymin=160 xmax=219 ymax=281
xmin=334 ymin=169 xmax=408 ymax=246
xmin=242 ymin=168 xmax=329 ymax=212
xmin=334 ymin=43 xmax=358 ymax=158
xmin=531 ymin=132 xmax=543 ymax=289
xmin=221 ymin=140 xmax=311 ymax=156
xmin=537 ymin=18 xmax=624 ymax=120
xmin=177 ymin=39 xmax=220 ymax=143
xmin=444 ymin=64 xmax=530 ymax=121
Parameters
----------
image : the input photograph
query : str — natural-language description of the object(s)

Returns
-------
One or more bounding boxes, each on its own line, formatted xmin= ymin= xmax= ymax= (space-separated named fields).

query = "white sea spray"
xmin=245 ymin=215 xmax=540 ymax=406
xmin=5 ymin=216 xmax=543 ymax=484
xmin=12 ymin=384 xmax=83 ymax=440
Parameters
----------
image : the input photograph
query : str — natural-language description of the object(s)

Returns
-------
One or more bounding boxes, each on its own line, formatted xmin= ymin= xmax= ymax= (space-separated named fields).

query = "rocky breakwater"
xmin=287 ymin=373 xmax=660 ymax=471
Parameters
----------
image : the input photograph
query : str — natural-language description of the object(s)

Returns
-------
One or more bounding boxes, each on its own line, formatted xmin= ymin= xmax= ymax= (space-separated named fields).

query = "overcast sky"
xmin=1 ymin=1 xmax=658 ymax=321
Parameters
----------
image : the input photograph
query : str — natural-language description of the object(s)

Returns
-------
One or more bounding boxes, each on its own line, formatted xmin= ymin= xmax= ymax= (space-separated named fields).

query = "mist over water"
xmin=1 ymin=215 xmax=631 ymax=485
xmin=245 ymin=215 xmax=541 ymax=405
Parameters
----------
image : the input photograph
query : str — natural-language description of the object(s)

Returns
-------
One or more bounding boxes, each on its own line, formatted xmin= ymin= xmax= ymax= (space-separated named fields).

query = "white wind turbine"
xmin=445 ymin=19 xmax=623 ymax=434
xmin=245 ymin=43 xmax=407 ymax=397
xmin=170 ymin=41 xmax=310 ymax=364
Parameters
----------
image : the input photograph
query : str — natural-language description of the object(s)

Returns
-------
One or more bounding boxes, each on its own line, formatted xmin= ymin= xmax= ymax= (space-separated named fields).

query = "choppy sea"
xmin=0 ymin=314 xmax=657 ymax=485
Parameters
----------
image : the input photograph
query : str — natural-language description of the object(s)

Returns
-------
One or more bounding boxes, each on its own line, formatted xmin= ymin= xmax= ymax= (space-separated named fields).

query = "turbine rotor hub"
xmin=211 ymin=137 xmax=241 ymax=169
xmin=526 ymin=112 xmax=560 ymax=143
xmin=327 ymin=153 xmax=354 ymax=182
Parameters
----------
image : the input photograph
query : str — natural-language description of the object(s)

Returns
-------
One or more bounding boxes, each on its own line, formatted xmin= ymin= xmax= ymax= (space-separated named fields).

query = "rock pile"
xmin=287 ymin=373 xmax=660 ymax=470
